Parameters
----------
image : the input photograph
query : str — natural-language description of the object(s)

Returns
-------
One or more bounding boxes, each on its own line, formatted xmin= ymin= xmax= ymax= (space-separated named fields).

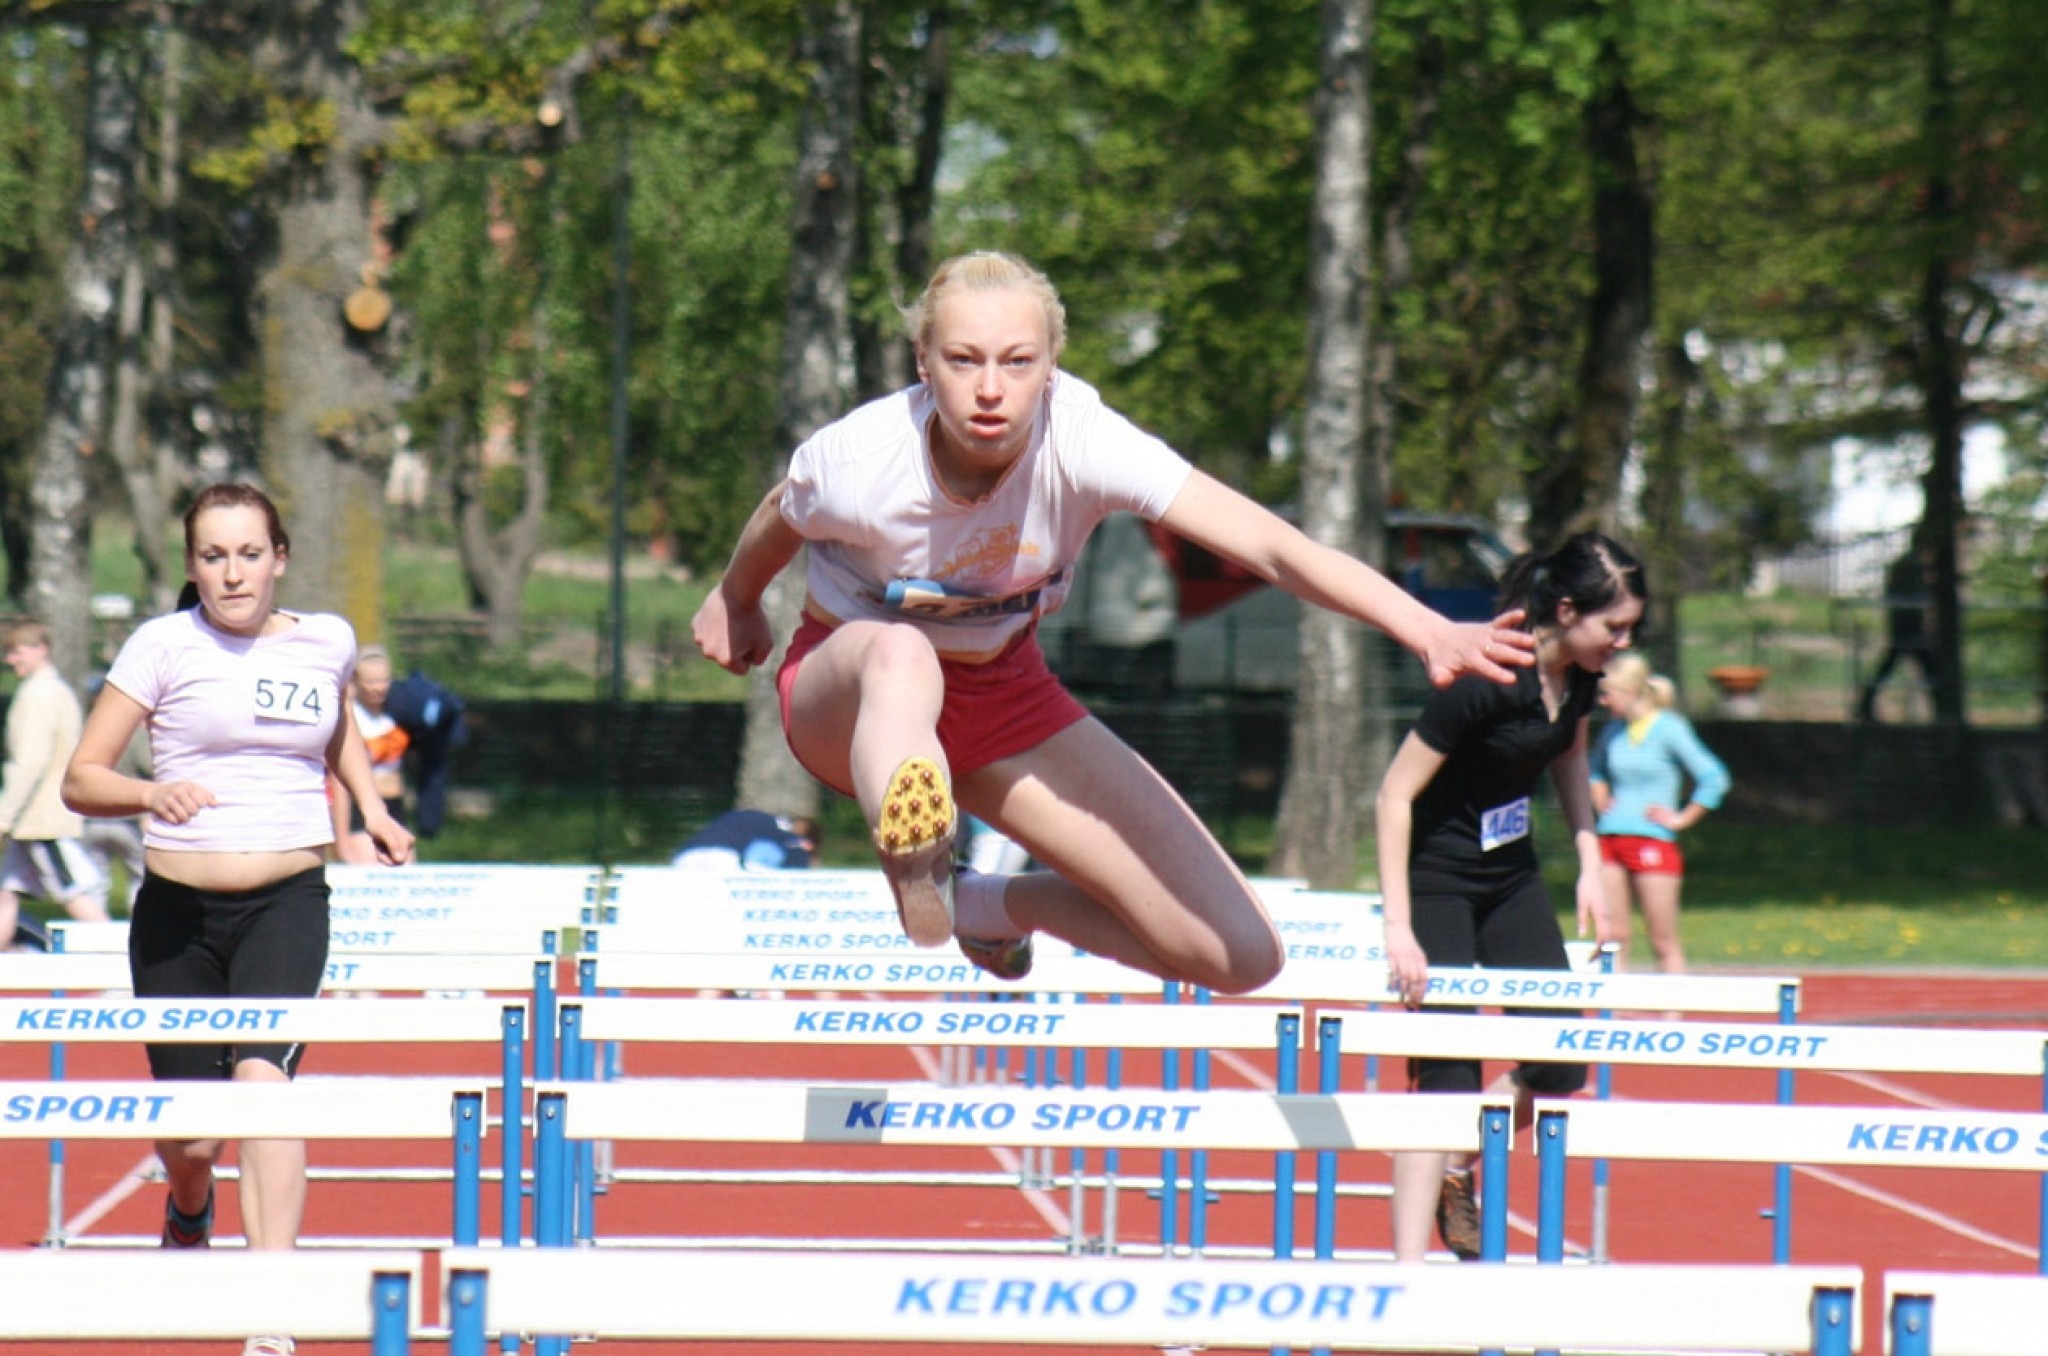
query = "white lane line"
xmin=1815 ymin=1067 xmax=1971 ymax=1111
xmin=61 ymin=1151 xmax=160 ymax=1239
xmin=904 ymin=1041 xmax=1075 ymax=1239
xmin=1794 ymin=1161 xmax=2038 ymax=1262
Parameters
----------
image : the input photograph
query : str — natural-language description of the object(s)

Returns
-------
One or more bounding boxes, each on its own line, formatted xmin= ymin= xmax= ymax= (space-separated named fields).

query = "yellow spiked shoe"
xmin=873 ymin=755 xmax=957 ymax=947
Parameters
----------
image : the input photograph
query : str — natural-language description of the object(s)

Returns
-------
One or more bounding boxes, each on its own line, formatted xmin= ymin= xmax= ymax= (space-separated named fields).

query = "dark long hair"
xmin=179 ymin=483 xmax=290 ymax=611
xmin=1497 ymin=531 xmax=1648 ymax=631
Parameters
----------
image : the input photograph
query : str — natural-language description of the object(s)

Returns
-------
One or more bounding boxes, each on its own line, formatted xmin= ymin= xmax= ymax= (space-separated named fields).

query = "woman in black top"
xmin=1375 ymin=531 xmax=1646 ymax=1262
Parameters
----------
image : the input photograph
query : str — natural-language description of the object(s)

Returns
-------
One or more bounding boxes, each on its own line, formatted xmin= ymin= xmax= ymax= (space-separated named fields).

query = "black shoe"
xmin=1436 ymin=1170 xmax=1481 ymax=1260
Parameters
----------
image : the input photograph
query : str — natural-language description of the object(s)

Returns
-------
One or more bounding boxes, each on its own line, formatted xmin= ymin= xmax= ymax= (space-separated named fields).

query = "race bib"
xmin=252 ymin=669 xmax=332 ymax=725
xmin=1478 ymin=796 xmax=1531 ymax=852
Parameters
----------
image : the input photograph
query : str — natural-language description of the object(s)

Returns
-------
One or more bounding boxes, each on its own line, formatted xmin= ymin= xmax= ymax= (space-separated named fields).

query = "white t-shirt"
xmin=782 ymin=372 xmax=1193 ymax=654
xmin=106 ymin=608 xmax=356 ymax=853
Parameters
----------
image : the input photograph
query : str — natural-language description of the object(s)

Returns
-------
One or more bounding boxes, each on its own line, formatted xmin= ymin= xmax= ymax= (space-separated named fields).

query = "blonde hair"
xmin=903 ymin=251 xmax=1067 ymax=358
xmin=1604 ymin=653 xmax=1675 ymax=709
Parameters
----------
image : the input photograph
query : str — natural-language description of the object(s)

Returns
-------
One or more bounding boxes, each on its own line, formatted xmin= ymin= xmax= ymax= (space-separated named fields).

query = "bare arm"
xmin=1548 ymin=718 xmax=1611 ymax=943
xmin=1155 ymin=471 xmax=1532 ymax=686
xmin=1374 ymin=731 xmax=1448 ymax=1006
xmin=326 ymin=696 xmax=414 ymax=866
xmin=692 ymin=480 xmax=808 ymax=674
xmin=64 ymin=685 xmax=198 ymax=822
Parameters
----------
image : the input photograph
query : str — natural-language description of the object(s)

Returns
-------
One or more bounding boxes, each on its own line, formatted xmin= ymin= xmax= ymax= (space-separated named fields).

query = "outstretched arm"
xmin=1155 ymin=471 xmax=1532 ymax=686
xmin=692 ymin=480 xmax=808 ymax=675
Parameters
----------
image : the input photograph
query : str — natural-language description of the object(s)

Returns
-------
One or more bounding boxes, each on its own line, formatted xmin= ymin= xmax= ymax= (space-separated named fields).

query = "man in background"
xmin=671 ymin=809 xmax=820 ymax=871
xmin=0 ymin=621 xmax=109 ymax=947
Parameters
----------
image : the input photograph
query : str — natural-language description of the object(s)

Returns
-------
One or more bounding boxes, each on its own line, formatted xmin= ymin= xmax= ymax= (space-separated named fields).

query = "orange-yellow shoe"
xmin=958 ymin=933 xmax=1034 ymax=982
xmin=1436 ymin=1169 xmax=1481 ymax=1261
xmin=873 ymin=756 xmax=956 ymax=947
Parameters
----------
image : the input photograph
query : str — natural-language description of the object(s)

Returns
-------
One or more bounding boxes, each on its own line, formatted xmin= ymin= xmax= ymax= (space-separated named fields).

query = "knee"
xmin=862 ymin=624 xmax=943 ymax=686
xmin=1194 ymin=924 xmax=1286 ymax=996
xmin=1517 ymin=1061 xmax=1588 ymax=1097
xmin=161 ymin=1138 xmax=224 ymax=1172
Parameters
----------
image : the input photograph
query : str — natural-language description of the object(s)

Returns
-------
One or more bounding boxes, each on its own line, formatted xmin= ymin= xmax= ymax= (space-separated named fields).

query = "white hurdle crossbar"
xmin=51 ymin=918 xmax=570 ymax=956
xmin=0 ymin=1248 xmax=421 ymax=1347
xmin=1886 ymin=1271 xmax=2048 ymax=1356
xmin=443 ymin=1248 xmax=1860 ymax=1354
xmin=1333 ymin=1009 xmax=2048 ymax=1265
xmin=0 ymin=995 xmax=529 ymax=1250
xmin=0 ymin=1077 xmax=489 ymax=1244
xmin=1536 ymin=1098 xmax=2048 ymax=1269
xmin=532 ymin=1082 xmax=1516 ymax=1262
xmin=556 ymin=997 xmax=1305 ymax=1256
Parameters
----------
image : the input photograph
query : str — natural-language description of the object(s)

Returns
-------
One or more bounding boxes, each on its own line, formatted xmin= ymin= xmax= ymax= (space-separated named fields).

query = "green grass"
xmin=406 ymin=792 xmax=2048 ymax=972
xmin=1528 ymin=818 xmax=2048 ymax=971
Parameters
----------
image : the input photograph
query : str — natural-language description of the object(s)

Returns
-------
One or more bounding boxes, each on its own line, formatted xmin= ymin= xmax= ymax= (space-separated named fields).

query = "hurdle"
xmin=442 ymin=1247 xmax=1860 ymax=1354
xmin=1331 ymin=1009 xmax=2048 ymax=1264
xmin=1534 ymin=1098 xmax=2048 ymax=1269
xmin=0 ymin=1076 xmax=490 ymax=1245
xmin=0 ymin=991 xmax=533 ymax=1251
xmin=531 ymin=1081 xmax=1516 ymax=1260
xmin=0 ymin=1248 xmax=420 ymax=1351
xmin=51 ymin=918 xmax=571 ymax=957
xmin=555 ymin=995 xmax=1306 ymax=1256
xmin=1886 ymin=1271 xmax=2048 ymax=1356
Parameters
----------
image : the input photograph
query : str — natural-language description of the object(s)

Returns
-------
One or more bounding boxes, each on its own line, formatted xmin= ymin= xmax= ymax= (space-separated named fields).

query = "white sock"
xmin=953 ymin=870 xmax=1025 ymax=940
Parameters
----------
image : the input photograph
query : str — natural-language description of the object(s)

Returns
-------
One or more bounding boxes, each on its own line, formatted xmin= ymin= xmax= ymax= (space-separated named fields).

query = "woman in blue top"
xmin=1589 ymin=654 xmax=1730 ymax=973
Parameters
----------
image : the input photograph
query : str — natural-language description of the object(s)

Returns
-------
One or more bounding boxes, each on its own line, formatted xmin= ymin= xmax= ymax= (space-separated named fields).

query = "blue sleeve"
xmin=1665 ymin=716 xmax=1731 ymax=810
xmin=1588 ymin=721 xmax=1616 ymax=788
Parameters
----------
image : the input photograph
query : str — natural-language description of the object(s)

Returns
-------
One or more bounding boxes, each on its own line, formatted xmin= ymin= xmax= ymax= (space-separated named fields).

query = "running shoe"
xmin=872 ymin=756 xmax=956 ymax=947
xmin=161 ymin=1186 xmax=213 ymax=1249
xmin=241 ymin=1338 xmax=295 ymax=1356
xmin=958 ymin=933 xmax=1034 ymax=982
xmin=1436 ymin=1169 xmax=1481 ymax=1260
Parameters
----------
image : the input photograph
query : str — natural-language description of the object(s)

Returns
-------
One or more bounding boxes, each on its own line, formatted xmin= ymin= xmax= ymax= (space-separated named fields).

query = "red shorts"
xmin=1600 ymin=834 xmax=1684 ymax=876
xmin=776 ymin=615 xmax=1090 ymax=791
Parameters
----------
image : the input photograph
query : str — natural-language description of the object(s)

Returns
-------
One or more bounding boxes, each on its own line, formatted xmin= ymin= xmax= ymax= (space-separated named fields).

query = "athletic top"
xmin=782 ymin=372 xmax=1192 ymax=653
xmin=106 ymin=608 xmax=356 ymax=852
xmin=1589 ymin=710 xmax=1730 ymax=843
xmin=1407 ymin=663 xmax=1602 ymax=878
xmin=355 ymin=700 xmax=410 ymax=777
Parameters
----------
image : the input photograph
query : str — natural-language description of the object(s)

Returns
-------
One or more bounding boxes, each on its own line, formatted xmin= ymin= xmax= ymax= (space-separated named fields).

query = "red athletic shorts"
xmin=776 ymin=615 xmax=1090 ymax=791
xmin=1599 ymin=833 xmax=1684 ymax=876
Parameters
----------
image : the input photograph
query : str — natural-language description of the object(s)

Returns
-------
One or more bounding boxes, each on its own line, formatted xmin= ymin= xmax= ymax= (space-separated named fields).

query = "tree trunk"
xmin=454 ymin=170 xmax=554 ymax=653
xmin=107 ymin=13 xmax=184 ymax=616
xmin=853 ymin=4 xmax=948 ymax=399
xmin=1271 ymin=0 xmax=1376 ymax=889
xmin=1914 ymin=0 xmax=1967 ymax=727
xmin=1642 ymin=337 xmax=1697 ymax=684
xmin=1529 ymin=33 xmax=1653 ymax=545
xmin=736 ymin=0 xmax=863 ymax=821
xmin=31 ymin=36 xmax=139 ymax=684
xmin=249 ymin=0 xmax=394 ymax=631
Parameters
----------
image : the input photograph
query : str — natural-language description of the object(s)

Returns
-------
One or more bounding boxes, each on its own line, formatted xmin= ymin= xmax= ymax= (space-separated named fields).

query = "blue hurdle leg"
xmin=371 ymin=1269 xmax=413 ymax=1356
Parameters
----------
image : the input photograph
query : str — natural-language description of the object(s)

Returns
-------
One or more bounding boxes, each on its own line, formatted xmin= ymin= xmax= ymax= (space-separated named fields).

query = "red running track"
xmin=2 ymin=969 xmax=2044 ymax=1356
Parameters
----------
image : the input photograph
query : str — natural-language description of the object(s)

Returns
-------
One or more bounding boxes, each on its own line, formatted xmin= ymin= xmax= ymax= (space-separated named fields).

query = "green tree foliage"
xmin=358 ymin=0 xmax=801 ymax=573
xmin=944 ymin=1 xmax=1319 ymax=491
xmin=0 ymin=33 xmax=84 ymax=596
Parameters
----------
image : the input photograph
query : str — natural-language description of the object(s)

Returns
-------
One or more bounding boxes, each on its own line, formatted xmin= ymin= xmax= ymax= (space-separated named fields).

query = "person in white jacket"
xmin=0 ymin=620 xmax=108 ymax=947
